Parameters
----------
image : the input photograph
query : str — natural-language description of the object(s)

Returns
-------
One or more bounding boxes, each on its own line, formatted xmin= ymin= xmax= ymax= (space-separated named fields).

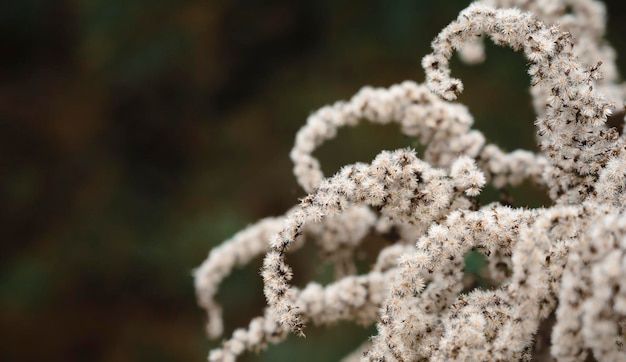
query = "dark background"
xmin=1 ymin=1 xmax=625 ymax=361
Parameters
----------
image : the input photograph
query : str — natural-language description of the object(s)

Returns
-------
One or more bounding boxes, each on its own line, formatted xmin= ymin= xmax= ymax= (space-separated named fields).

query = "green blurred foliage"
xmin=0 ymin=0 xmax=624 ymax=361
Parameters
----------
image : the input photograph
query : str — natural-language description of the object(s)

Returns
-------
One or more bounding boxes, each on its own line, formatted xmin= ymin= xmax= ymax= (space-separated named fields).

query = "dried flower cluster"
xmin=195 ymin=1 xmax=626 ymax=361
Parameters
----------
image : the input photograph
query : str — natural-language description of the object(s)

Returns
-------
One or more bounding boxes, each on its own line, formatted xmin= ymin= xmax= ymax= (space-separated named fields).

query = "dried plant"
xmin=195 ymin=1 xmax=626 ymax=361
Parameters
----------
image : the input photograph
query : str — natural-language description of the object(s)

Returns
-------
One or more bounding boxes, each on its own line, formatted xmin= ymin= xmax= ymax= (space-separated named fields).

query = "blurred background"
xmin=1 ymin=1 xmax=625 ymax=361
